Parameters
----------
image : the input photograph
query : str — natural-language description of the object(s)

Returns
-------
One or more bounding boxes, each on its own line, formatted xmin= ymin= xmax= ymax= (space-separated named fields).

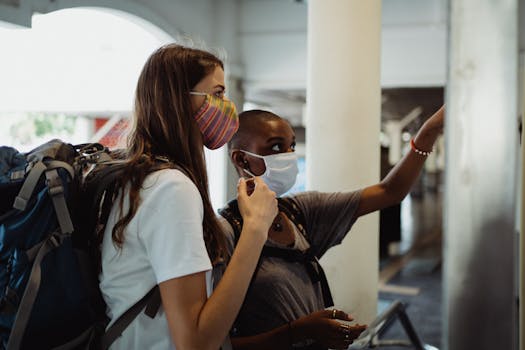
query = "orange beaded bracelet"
xmin=410 ymin=138 xmax=432 ymax=156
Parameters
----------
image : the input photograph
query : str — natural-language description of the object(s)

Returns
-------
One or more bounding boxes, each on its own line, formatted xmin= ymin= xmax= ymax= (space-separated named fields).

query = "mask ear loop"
xmin=237 ymin=150 xmax=257 ymax=179
xmin=241 ymin=168 xmax=257 ymax=195
xmin=242 ymin=168 xmax=256 ymax=178
xmin=239 ymin=150 xmax=267 ymax=179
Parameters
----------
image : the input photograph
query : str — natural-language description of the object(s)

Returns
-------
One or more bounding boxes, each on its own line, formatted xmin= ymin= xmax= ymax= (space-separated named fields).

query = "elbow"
xmin=379 ymin=182 xmax=406 ymax=207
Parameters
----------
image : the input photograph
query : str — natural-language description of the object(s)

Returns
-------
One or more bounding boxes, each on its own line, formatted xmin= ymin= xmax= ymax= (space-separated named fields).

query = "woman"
xmin=220 ymin=107 xmax=444 ymax=349
xmin=99 ymin=44 xmax=278 ymax=349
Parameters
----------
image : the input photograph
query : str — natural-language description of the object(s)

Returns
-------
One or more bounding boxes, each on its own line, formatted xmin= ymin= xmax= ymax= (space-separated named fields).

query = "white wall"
xmin=381 ymin=0 xmax=447 ymax=87
xmin=0 ymin=0 xmax=448 ymax=92
xmin=0 ymin=0 xmax=241 ymax=66
xmin=0 ymin=0 xmax=211 ymax=40
xmin=240 ymin=0 xmax=307 ymax=90
xmin=239 ymin=0 xmax=447 ymax=91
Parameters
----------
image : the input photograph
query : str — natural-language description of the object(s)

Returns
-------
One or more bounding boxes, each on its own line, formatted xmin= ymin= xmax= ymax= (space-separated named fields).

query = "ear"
xmin=231 ymin=150 xmax=248 ymax=172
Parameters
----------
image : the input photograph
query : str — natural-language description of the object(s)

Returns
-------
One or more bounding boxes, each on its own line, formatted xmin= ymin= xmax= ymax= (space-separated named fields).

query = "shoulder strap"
xmin=278 ymin=197 xmax=307 ymax=238
xmin=6 ymin=233 xmax=66 ymax=350
xmin=217 ymin=197 xmax=307 ymax=245
xmin=101 ymin=286 xmax=161 ymax=350
xmin=218 ymin=199 xmax=243 ymax=244
xmin=261 ymin=246 xmax=334 ymax=308
xmin=218 ymin=197 xmax=333 ymax=307
xmin=90 ymin=158 xmax=189 ymax=349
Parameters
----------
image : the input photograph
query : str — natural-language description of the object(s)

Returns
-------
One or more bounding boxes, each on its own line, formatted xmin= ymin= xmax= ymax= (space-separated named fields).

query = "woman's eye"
xmin=214 ymin=90 xmax=225 ymax=98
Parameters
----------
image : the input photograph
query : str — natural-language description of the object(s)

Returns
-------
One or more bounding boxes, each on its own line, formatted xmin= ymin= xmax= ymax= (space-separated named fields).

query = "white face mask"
xmin=241 ymin=150 xmax=299 ymax=196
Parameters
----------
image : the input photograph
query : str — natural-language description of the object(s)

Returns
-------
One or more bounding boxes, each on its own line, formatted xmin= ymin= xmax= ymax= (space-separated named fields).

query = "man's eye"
xmin=291 ymin=143 xmax=296 ymax=151
xmin=271 ymin=144 xmax=282 ymax=152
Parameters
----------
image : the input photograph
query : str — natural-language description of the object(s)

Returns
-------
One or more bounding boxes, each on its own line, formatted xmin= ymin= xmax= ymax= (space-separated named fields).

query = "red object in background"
xmin=94 ymin=117 xmax=130 ymax=149
xmin=94 ymin=118 xmax=107 ymax=132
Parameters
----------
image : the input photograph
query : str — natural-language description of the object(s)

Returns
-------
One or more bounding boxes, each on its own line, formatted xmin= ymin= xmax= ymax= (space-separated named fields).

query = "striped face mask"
xmin=190 ymin=92 xmax=239 ymax=149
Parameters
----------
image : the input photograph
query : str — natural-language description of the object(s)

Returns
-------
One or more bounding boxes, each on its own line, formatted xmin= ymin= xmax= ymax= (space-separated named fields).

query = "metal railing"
xmin=349 ymin=300 xmax=438 ymax=350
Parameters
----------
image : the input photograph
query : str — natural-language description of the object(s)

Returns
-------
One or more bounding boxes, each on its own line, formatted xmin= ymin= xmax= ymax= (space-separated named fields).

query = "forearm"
xmin=162 ymin=225 xmax=266 ymax=350
xmin=231 ymin=323 xmax=291 ymax=350
xmin=194 ymin=225 xmax=266 ymax=348
xmin=379 ymin=120 xmax=441 ymax=202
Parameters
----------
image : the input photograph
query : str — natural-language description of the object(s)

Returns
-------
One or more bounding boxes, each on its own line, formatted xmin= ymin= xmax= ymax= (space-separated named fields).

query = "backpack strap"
xmin=45 ymin=168 xmax=74 ymax=234
xmin=101 ymin=285 xmax=230 ymax=350
xmin=218 ymin=197 xmax=307 ymax=244
xmin=12 ymin=161 xmax=47 ymax=211
xmin=218 ymin=197 xmax=334 ymax=308
xmin=6 ymin=143 xmax=84 ymax=349
xmin=277 ymin=197 xmax=307 ymax=238
xmin=89 ymin=157 xmax=184 ymax=349
xmin=101 ymin=286 xmax=161 ymax=350
xmin=100 ymin=286 xmax=231 ymax=350
xmin=6 ymin=232 xmax=66 ymax=350
xmin=218 ymin=199 xmax=243 ymax=244
xmin=261 ymin=246 xmax=334 ymax=308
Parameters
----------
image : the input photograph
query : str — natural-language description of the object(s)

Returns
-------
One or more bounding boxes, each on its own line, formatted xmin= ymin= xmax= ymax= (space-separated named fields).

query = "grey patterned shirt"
xmin=216 ymin=190 xmax=362 ymax=338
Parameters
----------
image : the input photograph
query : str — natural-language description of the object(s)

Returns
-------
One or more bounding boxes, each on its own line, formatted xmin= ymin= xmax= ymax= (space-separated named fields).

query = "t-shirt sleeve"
xmin=137 ymin=170 xmax=212 ymax=284
xmin=290 ymin=190 xmax=362 ymax=258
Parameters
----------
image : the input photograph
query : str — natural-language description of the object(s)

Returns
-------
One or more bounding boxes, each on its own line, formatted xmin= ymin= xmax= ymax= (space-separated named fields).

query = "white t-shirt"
xmin=99 ymin=169 xmax=213 ymax=350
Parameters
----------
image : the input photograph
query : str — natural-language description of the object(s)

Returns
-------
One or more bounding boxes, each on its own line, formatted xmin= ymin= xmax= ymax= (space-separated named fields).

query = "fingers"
xmin=339 ymin=323 xmax=366 ymax=338
xmin=330 ymin=324 xmax=366 ymax=349
xmin=310 ymin=311 xmax=366 ymax=350
xmin=252 ymin=176 xmax=268 ymax=189
xmin=237 ymin=175 xmax=277 ymax=226
xmin=325 ymin=329 xmax=354 ymax=349
xmin=322 ymin=310 xmax=365 ymax=348
xmin=328 ymin=309 xmax=353 ymax=322
xmin=237 ymin=177 xmax=247 ymax=198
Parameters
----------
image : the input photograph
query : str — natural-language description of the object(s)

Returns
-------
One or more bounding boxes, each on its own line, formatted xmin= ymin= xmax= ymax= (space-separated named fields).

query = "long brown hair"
xmin=111 ymin=44 xmax=227 ymax=264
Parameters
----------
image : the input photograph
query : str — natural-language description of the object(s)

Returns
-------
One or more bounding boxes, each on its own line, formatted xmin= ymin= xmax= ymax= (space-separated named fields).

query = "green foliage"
xmin=9 ymin=113 xmax=78 ymax=145
xmin=32 ymin=113 xmax=77 ymax=136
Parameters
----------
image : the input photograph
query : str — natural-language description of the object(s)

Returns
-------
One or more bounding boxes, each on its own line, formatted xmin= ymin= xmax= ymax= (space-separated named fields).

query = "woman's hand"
xmin=291 ymin=309 xmax=367 ymax=349
xmin=237 ymin=177 xmax=278 ymax=244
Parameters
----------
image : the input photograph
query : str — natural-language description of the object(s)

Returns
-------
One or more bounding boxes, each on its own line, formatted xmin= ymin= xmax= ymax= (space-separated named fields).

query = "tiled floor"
xmin=376 ymin=190 xmax=443 ymax=349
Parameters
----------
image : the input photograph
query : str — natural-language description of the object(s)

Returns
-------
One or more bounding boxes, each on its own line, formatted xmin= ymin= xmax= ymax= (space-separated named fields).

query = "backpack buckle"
xmin=46 ymin=173 xmax=64 ymax=197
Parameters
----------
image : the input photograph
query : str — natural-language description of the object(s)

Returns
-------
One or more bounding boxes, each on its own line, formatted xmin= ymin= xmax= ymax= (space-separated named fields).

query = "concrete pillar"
xmin=306 ymin=0 xmax=381 ymax=323
xmin=444 ymin=1 xmax=519 ymax=349
xmin=517 ymin=50 xmax=525 ymax=350
xmin=518 ymin=1 xmax=525 ymax=349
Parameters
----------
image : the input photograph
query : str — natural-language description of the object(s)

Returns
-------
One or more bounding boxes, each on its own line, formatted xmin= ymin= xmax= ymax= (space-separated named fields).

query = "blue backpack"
xmin=0 ymin=139 xmax=159 ymax=350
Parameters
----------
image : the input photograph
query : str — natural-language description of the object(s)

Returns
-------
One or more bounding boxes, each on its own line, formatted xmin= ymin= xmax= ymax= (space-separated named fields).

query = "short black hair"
xmin=228 ymin=109 xmax=283 ymax=151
